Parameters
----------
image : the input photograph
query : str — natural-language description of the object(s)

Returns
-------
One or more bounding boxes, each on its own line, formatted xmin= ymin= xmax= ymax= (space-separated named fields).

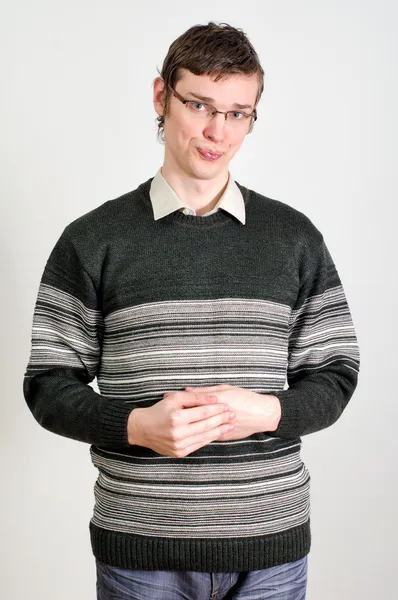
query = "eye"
xmin=188 ymin=101 xmax=206 ymax=111
xmin=229 ymin=111 xmax=245 ymax=120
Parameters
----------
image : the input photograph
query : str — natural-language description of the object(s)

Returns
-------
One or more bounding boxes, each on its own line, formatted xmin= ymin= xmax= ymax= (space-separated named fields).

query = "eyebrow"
xmin=186 ymin=91 xmax=254 ymax=111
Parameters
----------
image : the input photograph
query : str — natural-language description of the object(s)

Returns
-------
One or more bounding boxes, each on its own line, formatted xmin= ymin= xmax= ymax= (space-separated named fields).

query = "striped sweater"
xmin=24 ymin=177 xmax=360 ymax=572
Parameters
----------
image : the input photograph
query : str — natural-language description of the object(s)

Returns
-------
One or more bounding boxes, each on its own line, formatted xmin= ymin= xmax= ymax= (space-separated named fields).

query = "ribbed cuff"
xmin=90 ymin=522 xmax=311 ymax=572
xmin=271 ymin=390 xmax=302 ymax=439
xmin=99 ymin=401 xmax=134 ymax=447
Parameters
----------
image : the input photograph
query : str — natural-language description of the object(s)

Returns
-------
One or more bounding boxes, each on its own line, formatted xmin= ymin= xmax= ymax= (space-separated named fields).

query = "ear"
xmin=153 ymin=77 xmax=166 ymax=117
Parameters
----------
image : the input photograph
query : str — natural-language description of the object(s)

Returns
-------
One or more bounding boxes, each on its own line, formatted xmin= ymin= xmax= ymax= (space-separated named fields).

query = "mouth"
xmin=197 ymin=148 xmax=223 ymax=161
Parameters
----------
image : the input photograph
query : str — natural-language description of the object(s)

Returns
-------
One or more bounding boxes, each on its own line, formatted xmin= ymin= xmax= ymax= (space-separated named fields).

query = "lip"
xmin=197 ymin=148 xmax=223 ymax=161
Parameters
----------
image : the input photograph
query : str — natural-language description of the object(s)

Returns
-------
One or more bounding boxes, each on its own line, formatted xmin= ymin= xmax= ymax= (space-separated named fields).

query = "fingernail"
xmin=208 ymin=395 xmax=218 ymax=401
xmin=229 ymin=412 xmax=235 ymax=420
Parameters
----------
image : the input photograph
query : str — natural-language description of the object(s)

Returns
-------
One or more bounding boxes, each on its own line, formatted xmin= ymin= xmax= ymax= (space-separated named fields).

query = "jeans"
xmin=96 ymin=556 xmax=308 ymax=599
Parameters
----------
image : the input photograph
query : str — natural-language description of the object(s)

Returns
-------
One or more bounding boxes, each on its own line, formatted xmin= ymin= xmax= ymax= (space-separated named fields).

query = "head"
xmin=155 ymin=22 xmax=264 ymax=140
xmin=153 ymin=22 xmax=264 ymax=182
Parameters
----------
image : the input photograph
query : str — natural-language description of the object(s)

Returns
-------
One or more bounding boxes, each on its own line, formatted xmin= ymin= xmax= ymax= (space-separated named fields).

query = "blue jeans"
xmin=96 ymin=556 xmax=308 ymax=599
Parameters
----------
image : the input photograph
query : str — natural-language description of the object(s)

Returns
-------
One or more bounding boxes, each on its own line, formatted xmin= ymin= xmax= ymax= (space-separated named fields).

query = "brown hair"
xmin=155 ymin=22 xmax=264 ymax=140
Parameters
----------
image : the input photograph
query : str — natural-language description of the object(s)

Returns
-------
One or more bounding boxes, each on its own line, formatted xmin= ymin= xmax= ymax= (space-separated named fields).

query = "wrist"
xmin=127 ymin=408 xmax=146 ymax=446
xmin=266 ymin=394 xmax=282 ymax=431
xmin=255 ymin=393 xmax=281 ymax=432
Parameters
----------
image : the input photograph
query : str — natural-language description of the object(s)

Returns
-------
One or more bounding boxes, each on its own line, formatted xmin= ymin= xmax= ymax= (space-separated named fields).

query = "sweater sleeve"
xmin=23 ymin=227 xmax=133 ymax=447
xmin=271 ymin=237 xmax=360 ymax=439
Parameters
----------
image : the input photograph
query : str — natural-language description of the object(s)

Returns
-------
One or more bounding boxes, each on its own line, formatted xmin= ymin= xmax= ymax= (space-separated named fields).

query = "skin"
xmin=153 ymin=68 xmax=259 ymax=214
xmin=127 ymin=69 xmax=281 ymax=456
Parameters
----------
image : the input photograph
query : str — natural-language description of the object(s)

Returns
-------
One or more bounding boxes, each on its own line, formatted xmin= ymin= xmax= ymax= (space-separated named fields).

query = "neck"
xmin=160 ymin=164 xmax=229 ymax=216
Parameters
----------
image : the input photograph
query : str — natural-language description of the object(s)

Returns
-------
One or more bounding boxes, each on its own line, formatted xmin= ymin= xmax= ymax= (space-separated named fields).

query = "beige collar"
xmin=149 ymin=169 xmax=246 ymax=224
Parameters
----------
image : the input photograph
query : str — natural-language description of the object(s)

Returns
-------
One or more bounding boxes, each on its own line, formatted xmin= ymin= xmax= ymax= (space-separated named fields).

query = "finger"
xmin=180 ymin=422 xmax=235 ymax=457
xmin=184 ymin=403 xmax=230 ymax=424
xmin=182 ymin=410 xmax=235 ymax=437
xmin=164 ymin=391 xmax=218 ymax=401
xmin=178 ymin=392 xmax=219 ymax=408
xmin=185 ymin=385 xmax=231 ymax=392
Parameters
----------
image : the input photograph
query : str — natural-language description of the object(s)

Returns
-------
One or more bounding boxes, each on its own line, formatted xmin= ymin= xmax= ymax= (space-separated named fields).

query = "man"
xmin=24 ymin=22 xmax=360 ymax=599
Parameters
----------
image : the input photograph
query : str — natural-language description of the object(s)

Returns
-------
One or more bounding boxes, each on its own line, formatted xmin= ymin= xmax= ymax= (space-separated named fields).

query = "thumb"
xmin=181 ymin=392 xmax=219 ymax=408
xmin=163 ymin=391 xmax=219 ymax=407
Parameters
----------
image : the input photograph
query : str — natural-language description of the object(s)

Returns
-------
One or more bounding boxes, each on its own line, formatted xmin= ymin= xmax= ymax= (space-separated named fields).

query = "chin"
xmin=191 ymin=168 xmax=222 ymax=181
xmin=189 ymin=160 xmax=225 ymax=179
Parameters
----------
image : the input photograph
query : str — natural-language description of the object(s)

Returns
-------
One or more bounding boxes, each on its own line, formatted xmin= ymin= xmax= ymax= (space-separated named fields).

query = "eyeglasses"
xmin=168 ymin=85 xmax=257 ymax=130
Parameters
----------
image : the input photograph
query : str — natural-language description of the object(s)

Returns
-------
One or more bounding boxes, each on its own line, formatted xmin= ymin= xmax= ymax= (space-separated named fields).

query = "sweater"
xmin=24 ymin=177 xmax=360 ymax=572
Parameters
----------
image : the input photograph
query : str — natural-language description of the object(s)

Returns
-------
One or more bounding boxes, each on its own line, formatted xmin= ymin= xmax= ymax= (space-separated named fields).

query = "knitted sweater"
xmin=24 ymin=177 xmax=360 ymax=572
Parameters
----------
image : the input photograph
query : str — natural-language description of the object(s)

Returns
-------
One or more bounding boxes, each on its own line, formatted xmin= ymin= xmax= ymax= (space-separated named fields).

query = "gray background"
xmin=1 ymin=0 xmax=397 ymax=598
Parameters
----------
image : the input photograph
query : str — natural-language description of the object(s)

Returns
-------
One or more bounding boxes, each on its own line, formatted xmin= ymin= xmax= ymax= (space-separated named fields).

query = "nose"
xmin=203 ymin=112 xmax=226 ymax=144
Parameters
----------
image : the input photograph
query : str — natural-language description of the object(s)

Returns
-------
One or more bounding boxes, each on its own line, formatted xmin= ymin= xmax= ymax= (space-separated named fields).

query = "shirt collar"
xmin=149 ymin=168 xmax=246 ymax=225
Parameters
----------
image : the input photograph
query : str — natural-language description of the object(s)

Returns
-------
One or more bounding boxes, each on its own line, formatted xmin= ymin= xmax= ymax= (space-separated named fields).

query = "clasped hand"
xmin=127 ymin=385 xmax=280 ymax=458
xmin=186 ymin=385 xmax=281 ymax=441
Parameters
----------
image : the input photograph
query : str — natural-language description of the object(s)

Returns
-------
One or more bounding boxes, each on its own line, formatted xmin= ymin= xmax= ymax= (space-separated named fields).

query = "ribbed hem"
xmin=90 ymin=522 xmax=310 ymax=572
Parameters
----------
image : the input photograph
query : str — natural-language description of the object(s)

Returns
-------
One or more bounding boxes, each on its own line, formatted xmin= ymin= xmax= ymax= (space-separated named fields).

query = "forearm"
xmin=271 ymin=366 xmax=358 ymax=439
xmin=24 ymin=368 xmax=133 ymax=447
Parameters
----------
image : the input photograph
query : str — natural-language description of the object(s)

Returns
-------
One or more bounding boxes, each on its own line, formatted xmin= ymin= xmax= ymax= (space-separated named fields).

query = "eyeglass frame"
xmin=167 ymin=84 xmax=258 ymax=127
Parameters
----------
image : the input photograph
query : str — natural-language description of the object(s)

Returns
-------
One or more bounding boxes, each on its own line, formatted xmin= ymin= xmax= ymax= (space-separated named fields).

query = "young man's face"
xmin=153 ymin=68 xmax=259 ymax=183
